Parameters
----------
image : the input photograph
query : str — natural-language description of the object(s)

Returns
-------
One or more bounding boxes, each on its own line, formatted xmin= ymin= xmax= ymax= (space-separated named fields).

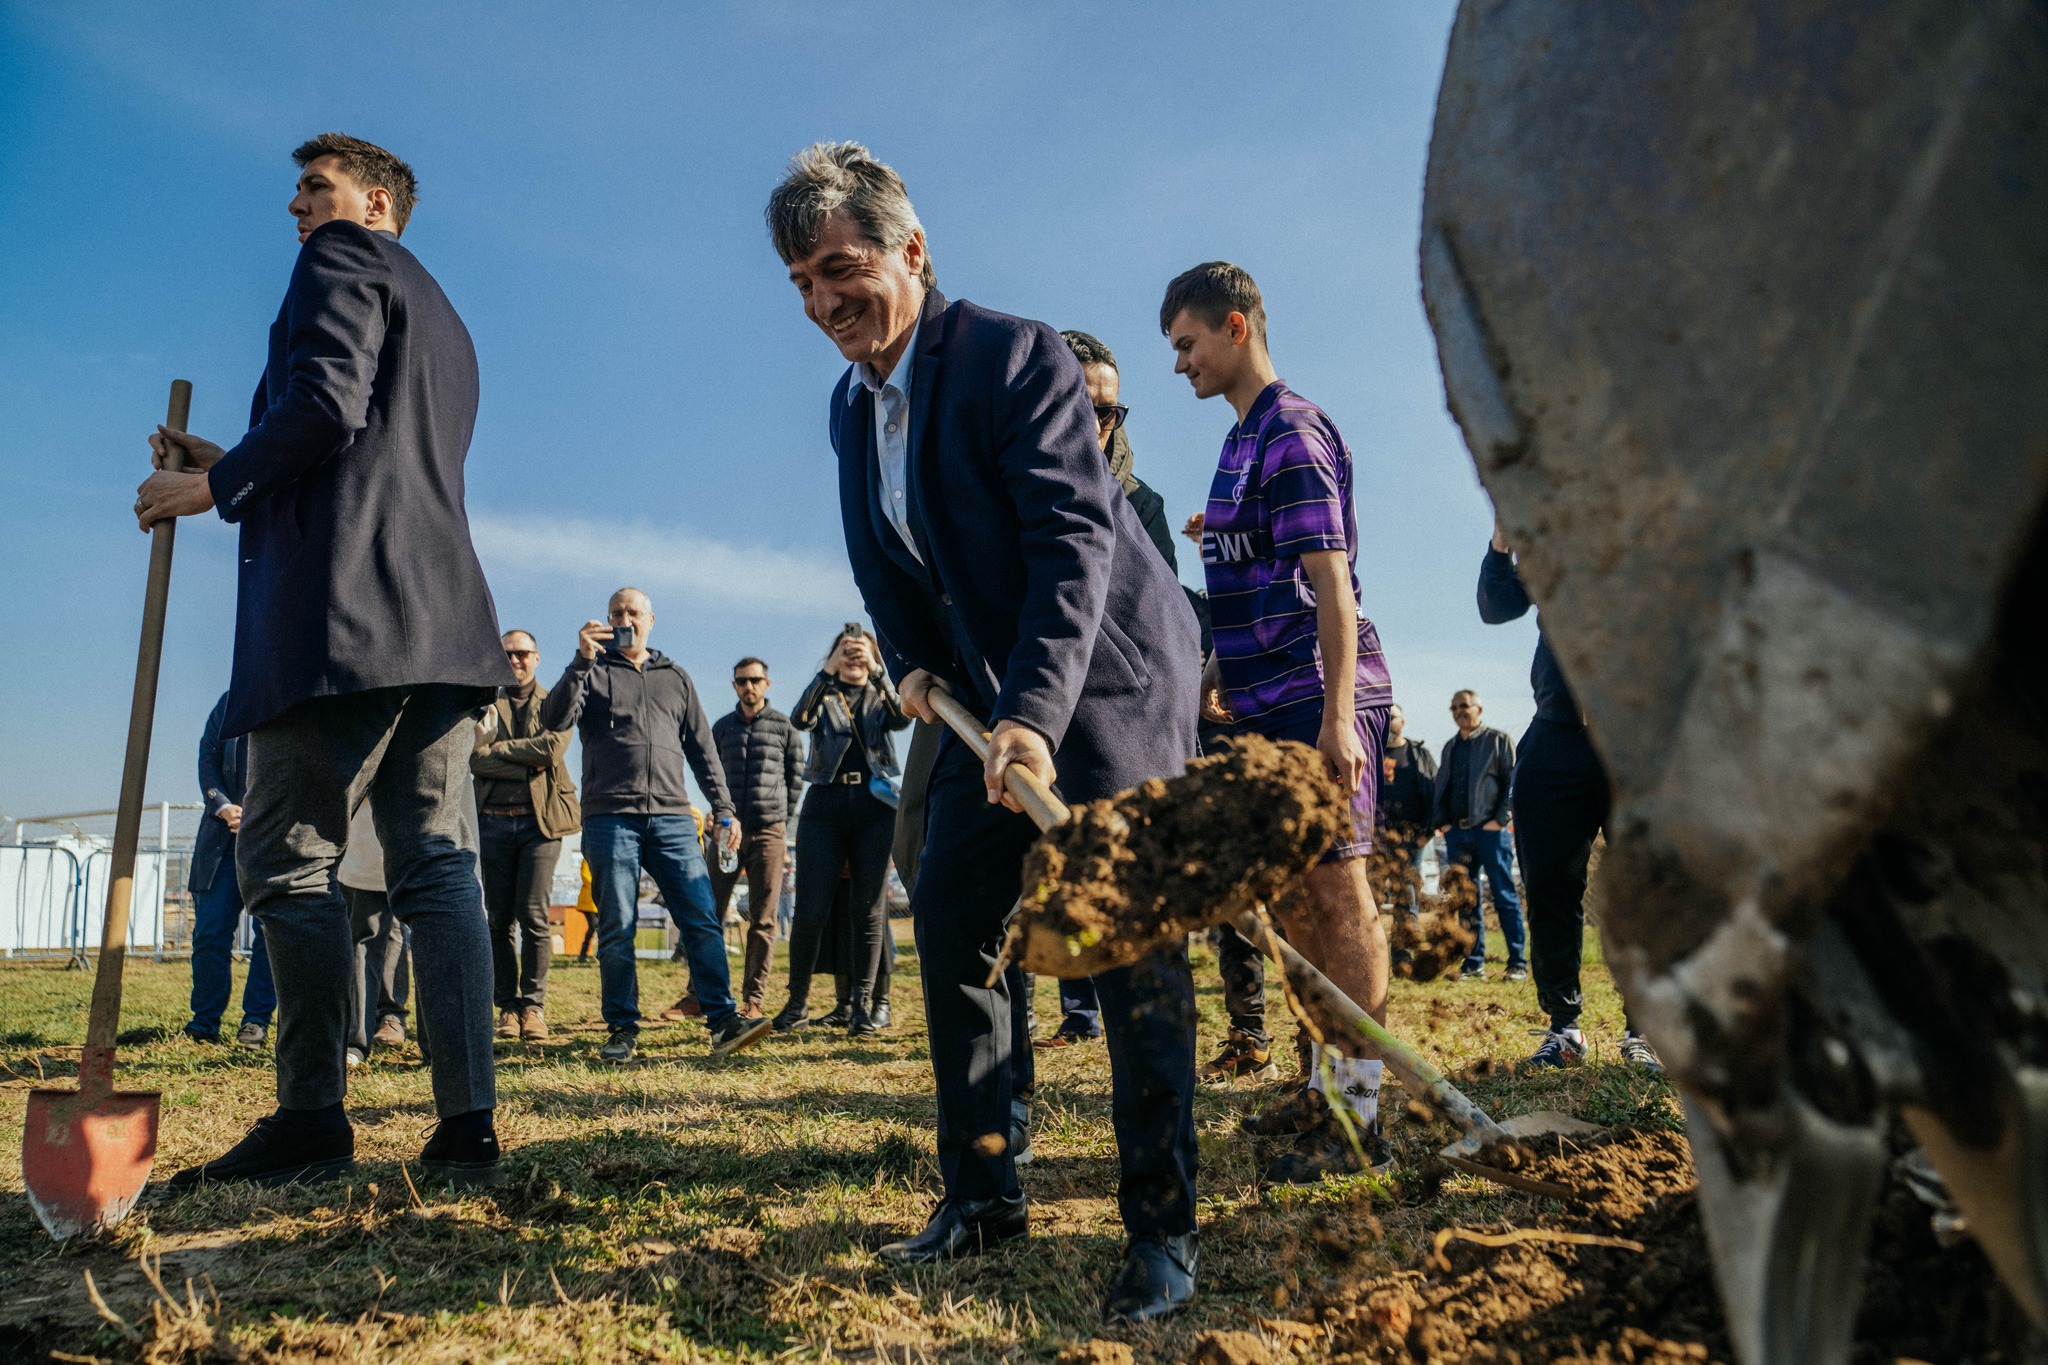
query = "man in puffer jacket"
xmin=710 ymin=657 xmax=805 ymax=1018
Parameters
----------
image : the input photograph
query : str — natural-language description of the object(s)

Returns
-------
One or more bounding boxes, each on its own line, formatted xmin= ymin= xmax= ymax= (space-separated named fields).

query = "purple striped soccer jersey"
xmin=1199 ymin=380 xmax=1393 ymax=732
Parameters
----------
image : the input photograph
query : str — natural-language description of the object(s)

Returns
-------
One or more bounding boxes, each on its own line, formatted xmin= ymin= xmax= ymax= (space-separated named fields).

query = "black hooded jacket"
xmin=540 ymin=649 xmax=734 ymax=820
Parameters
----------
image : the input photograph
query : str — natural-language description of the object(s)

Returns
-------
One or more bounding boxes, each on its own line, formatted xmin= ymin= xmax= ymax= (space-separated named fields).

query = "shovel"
xmin=926 ymin=688 xmax=1601 ymax=1199
xmin=23 ymin=380 xmax=191 ymax=1239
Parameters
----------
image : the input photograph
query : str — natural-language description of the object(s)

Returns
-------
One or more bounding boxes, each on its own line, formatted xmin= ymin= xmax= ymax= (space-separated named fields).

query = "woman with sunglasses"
xmin=774 ymin=625 xmax=910 ymax=1035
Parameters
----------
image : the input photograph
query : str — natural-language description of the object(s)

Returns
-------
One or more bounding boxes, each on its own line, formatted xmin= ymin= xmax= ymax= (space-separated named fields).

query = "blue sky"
xmin=0 ymin=1 xmax=1535 ymax=822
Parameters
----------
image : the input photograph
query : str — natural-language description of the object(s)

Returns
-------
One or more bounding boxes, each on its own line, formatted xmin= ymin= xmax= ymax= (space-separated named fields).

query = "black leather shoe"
xmin=164 ymin=1111 xmax=355 ymax=1193
xmin=877 ymin=1195 xmax=1028 ymax=1264
xmin=870 ymin=1001 xmax=891 ymax=1030
xmin=1103 ymin=1232 xmax=1198 ymax=1325
xmin=847 ymin=998 xmax=878 ymax=1037
xmin=818 ymin=1001 xmax=853 ymax=1029
xmin=419 ymin=1113 xmax=505 ymax=1188
xmin=771 ymin=1002 xmax=809 ymax=1033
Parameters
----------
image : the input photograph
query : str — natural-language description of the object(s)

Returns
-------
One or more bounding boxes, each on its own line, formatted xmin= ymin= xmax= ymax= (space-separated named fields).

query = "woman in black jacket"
xmin=773 ymin=627 xmax=910 ymax=1035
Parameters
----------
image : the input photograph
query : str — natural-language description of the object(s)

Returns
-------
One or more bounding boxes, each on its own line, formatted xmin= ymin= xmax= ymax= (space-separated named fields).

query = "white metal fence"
xmin=1 ymin=802 xmax=202 ymax=960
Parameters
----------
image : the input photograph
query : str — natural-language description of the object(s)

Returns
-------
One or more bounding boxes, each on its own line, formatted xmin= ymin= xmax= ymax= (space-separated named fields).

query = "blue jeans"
xmin=585 ymin=813 xmax=736 ymax=1030
xmin=187 ymin=870 xmax=275 ymax=1034
xmin=1445 ymin=824 xmax=1526 ymax=971
xmin=1056 ymin=976 xmax=1102 ymax=1037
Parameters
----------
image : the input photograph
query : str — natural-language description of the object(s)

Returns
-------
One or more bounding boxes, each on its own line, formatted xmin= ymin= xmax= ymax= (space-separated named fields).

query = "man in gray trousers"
xmin=134 ymin=131 xmax=512 ymax=1190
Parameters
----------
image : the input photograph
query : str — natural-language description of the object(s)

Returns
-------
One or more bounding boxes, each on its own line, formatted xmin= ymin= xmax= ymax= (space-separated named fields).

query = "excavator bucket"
xmin=1420 ymin=3 xmax=2048 ymax=1362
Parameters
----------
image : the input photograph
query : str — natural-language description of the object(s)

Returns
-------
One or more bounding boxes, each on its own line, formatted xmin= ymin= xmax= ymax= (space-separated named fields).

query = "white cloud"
xmin=468 ymin=510 xmax=862 ymax=617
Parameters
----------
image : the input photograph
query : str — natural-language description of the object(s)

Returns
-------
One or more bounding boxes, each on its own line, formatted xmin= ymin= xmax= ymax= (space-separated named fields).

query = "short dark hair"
xmin=1159 ymin=261 xmax=1267 ymax=344
xmin=292 ymin=132 xmax=419 ymax=235
xmin=733 ymin=657 xmax=769 ymax=676
xmin=1060 ymin=330 xmax=1117 ymax=371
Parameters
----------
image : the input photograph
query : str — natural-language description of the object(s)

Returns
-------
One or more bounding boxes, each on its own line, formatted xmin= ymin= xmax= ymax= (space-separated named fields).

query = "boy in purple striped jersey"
xmin=1162 ymin=261 xmax=1394 ymax=1184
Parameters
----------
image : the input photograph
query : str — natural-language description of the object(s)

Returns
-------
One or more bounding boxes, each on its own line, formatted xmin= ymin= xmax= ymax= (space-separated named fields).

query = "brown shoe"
xmin=520 ymin=1007 xmax=549 ymax=1041
xmin=738 ymin=1002 xmax=765 ymax=1021
xmin=659 ymin=994 xmax=703 ymax=1022
xmin=372 ymin=1015 xmax=406 ymax=1050
xmin=1201 ymin=1029 xmax=1279 ymax=1083
xmin=496 ymin=1010 xmax=521 ymax=1040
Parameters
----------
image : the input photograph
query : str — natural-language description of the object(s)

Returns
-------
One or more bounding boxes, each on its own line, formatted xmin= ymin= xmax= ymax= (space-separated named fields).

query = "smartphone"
xmin=608 ymin=624 xmax=637 ymax=654
xmin=844 ymin=621 xmax=864 ymax=641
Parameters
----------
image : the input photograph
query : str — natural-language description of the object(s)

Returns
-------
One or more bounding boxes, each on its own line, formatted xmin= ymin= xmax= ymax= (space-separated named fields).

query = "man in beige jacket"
xmin=471 ymin=629 xmax=581 ymax=1041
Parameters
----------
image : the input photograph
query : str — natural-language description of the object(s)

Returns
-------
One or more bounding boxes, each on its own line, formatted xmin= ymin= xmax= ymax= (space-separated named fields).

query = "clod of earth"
xmin=1006 ymin=735 xmax=1346 ymax=978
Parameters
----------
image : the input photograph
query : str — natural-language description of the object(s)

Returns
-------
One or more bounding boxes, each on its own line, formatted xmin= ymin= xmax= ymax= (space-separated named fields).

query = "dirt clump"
xmin=1009 ymin=735 xmax=1345 ymax=977
xmin=1387 ymin=892 xmax=1478 ymax=983
xmin=1192 ymin=1328 xmax=1278 ymax=1365
xmin=1056 ymin=1341 xmax=1136 ymax=1365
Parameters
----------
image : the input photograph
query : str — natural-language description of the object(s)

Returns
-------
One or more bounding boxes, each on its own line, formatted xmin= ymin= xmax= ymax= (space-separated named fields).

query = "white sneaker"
xmin=345 ymin=1047 xmax=366 ymax=1069
xmin=1619 ymin=1032 xmax=1664 ymax=1072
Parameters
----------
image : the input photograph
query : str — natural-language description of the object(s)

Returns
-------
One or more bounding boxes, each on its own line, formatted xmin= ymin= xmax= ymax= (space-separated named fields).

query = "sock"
xmin=1305 ymin=1042 xmax=1327 ymax=1093
xmin=1328 ymin=1058 xmax=1383 ymax=1127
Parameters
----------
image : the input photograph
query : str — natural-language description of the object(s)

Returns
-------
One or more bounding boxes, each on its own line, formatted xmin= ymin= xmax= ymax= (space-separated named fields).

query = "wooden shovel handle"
xmin=924 ymin=688 xmax=1071 ymax=831
xmin=85 ymin=380 xmax=192 ymax=1054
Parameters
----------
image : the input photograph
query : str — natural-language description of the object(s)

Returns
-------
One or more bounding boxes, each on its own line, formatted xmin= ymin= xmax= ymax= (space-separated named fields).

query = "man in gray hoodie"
xmin=540 ymin=587 xmax=769 ymax=1061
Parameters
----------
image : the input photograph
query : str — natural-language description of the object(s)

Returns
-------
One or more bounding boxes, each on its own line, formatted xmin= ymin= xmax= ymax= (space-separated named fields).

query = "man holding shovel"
xmin=132 ymin=132 xmax=512 ymax=1190
xmin=767 ymin=142 xmax=1204 ymax=1325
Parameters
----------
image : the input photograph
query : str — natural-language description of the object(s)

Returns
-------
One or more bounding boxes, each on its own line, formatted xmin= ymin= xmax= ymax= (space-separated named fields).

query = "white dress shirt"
xmin=850 ymin=308 xmax=924 ymax=564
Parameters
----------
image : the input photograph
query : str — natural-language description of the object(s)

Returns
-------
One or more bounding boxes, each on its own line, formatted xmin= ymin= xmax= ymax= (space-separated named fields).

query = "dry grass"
xmin=0 ymin=923 xmax=1672 ymax=1362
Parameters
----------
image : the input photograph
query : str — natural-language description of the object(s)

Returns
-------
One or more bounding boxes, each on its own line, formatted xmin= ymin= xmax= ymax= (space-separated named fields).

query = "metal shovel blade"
xmin=22 ymin=1046 xmax=160 ymax=1241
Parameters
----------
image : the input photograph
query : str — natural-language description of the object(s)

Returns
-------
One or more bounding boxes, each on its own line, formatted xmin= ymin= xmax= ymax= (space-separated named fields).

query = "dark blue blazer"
xmin=830 ymin=290 xmax=1200 ymax=802
xmin=206 ymin=220 xmax=512 ymax=735
xmin=189 ymin=691 xmax=246 ymax=893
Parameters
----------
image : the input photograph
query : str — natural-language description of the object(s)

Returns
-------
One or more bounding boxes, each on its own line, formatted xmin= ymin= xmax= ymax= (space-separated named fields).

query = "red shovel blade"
xmin=22 ymin=1047 xmax=160 ymax=1241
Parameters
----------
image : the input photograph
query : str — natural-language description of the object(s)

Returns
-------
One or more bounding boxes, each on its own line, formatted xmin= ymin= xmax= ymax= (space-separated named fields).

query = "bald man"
xmin=540 ymin=588 xmax=768 ymax=1060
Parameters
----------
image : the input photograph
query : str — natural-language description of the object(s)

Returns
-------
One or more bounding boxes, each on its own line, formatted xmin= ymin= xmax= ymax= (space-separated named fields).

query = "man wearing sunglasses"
xmin=709 ymin=658 xmax=805 ymax=1018
xmin=471 ymin=630 xmax=580 ymax=1041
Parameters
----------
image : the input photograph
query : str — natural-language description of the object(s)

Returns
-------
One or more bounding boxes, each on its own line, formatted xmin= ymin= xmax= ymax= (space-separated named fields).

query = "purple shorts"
xmin=1244 ymin=706 xmax=1389 ymax=863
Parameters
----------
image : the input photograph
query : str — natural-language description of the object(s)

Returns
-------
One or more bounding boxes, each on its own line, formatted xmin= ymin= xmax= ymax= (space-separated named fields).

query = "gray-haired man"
xmin=768 ymin=142 xmax=1203 ymax=1325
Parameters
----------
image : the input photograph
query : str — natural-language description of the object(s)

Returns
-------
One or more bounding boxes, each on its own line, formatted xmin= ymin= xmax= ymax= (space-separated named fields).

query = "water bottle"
xmin=717 ymin=817 xmax=738 ymax=874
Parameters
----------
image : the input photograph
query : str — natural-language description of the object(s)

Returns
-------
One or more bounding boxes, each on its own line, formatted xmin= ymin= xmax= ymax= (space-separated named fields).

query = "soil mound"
xmin=1008 ymin=735 xmax=1345 ymax=977
xmin=1296 ymin=1128 xmax=2019 ymax=1364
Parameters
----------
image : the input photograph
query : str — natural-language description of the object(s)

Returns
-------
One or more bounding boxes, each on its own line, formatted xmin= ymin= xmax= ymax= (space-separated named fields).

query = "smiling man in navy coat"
xmin=133 ymin=132 xmax=512 ymax=1192
xmin=767 ymin=143 xmax=1204 ymax=1324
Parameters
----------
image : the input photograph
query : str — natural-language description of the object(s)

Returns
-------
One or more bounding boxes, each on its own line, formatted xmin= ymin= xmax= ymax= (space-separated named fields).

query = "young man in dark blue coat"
xmin=135 ymin=132 xmax=512 ymax=1191
xmin=767 ymin=142 xmax=1203 ymax=1325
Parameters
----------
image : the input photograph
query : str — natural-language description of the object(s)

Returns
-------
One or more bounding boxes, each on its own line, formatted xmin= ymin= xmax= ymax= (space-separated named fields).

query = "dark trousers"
xmin=1446 ymin=824 xmax=1526 ymax=970
xmin=1054 ymin=975 xmax=1102 ymax=1037
xmin=786 ymin=783 xmax=894 ymax=1010
xmin=1215 ymin=924 xmax=1268 ymax=1045
xmin=344 ymin=887 xmax=411 ymax=1051
xmin=187 ymin=867 xmax=276 ymax=1034
xmin=479 ymin=811 xmax=562 ymax=1012
xmin=1513 ymin=719 xmax=1610 ymax=1029
xmin=709 ymin=821 xmax=787 ymax=1010
xmin=585 ymin=813 xmax=734 ymax=1030
xmin=239 ymin=685 xmax=496 ymax=1118
xmin=915 ymin=740 xmax=1196 ymax=1236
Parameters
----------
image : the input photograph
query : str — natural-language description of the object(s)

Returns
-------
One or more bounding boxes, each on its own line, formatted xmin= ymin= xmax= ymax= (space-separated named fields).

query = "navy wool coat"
xmin=831 ymin=290 xmax=1200 ymax=802
xmin=206 ymin=220 xmax=511 ymax=735
xmin=188 ymin=691 xmax=246 ymax=894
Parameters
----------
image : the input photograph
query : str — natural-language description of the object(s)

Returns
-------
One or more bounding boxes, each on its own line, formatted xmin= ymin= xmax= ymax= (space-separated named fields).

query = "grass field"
xmin=0 ymin=928 xmax=1672 ymax=1363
